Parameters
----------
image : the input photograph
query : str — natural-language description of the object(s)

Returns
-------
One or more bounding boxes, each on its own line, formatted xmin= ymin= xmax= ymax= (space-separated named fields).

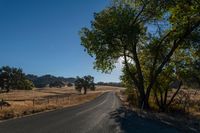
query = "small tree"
xmin=74 ymin=75 xmax=95 ymax=94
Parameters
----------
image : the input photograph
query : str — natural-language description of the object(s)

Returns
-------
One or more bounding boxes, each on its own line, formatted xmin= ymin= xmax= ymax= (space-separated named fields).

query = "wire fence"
xmin=0 ymin=93 xmax=78 ymax=110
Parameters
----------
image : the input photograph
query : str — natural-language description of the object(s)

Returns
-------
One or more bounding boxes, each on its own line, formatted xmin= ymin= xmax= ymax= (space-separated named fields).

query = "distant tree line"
xmin=96 ymin=82 xmax=122 ymax=87
xmin=0 ymin=66 xmax=34 ymax=92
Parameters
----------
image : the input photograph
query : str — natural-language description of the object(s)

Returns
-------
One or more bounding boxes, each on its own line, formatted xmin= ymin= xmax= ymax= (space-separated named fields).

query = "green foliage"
xmin=80 ymin=0 xmax=200 ymax=110
xmin=0 ymin=66 xmax=34 ymax=92
xmin=75 ymin=77 xmax=84 ymax=92
xmin=80 ymin=4 xmax=146 ymax=73
xmin=49 ymin=81 xmax=65 ymax=88
xmin=120 ymin=64 xmax=135 ymax=89
xmin=74 ymin=75 xmax=95 ymax=94
xmin=67 ymin=83 xmax=73 ymax=87
xmin=96 ymin=82 xmax=122 ymax=87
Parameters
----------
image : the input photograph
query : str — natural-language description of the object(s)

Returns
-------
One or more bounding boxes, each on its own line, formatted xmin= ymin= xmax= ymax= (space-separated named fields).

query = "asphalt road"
xmin=0 ymin=92 xmax=180 ymax=133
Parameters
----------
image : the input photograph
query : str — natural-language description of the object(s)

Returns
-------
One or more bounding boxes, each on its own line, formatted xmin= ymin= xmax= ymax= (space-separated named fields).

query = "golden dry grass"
xmin=170 ymin=89 xmax=200 ymax=116
xmin=0 ymin=86 xmax=123 ymax=120
xmin=0 ymin=86 xmax=75 ymax=101
xmin=95 ymin=85 xmax=125 ymax=92
xmin=119 ymin=88 xmax=200 ymax=116
xmin=117 ymin=89 xmax=200 ymax=132
xmin=0 ymin=92 xmax=101 ymax=120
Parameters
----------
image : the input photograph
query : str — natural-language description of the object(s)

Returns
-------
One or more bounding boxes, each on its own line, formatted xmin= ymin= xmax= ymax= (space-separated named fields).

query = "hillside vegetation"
xmin=26 ymin=74 xmax=75 ymax=88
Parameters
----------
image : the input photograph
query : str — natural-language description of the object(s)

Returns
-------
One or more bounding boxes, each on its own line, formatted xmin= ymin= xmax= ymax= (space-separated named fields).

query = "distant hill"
xmin=26 ymin=74 xmax=76 ymax=88
xmin=26 ymin=74 xmax=122 ymax=88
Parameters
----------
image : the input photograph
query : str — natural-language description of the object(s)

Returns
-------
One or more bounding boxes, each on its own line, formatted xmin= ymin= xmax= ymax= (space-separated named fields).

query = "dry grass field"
xmin=0 ymin=86 xmax=122 ymax=120
xmin=117 ymin=88 xmax=200 ymax=132
xmin=165 ymin=88 xmax=200 ymax=117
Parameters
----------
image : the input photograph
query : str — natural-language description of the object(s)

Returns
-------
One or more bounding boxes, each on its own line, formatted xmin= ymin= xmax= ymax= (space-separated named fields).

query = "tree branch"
xmin=131 ymin=41 xmax=144 ymax=89
xmin=123 ymin=46 xmax=139 ymax=87
xmin=145 ymin=19 xmax=200 ymax=100
xmin=167 ymin=80 xmax=182 ymax=107
xmin=149 ymin=31 xmax=173 ymax=85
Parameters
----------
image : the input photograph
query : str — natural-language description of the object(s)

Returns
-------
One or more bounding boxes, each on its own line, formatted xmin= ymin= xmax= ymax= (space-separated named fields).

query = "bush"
xmin=67 ymin=83 xmax=73 ymax=87
xmin=49 ymin=81 xmax=65 ymax=88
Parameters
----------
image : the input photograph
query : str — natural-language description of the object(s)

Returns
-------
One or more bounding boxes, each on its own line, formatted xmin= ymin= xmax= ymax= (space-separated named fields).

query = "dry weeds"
xmin=117 ymin=89 xmax=200 ymax=132
xmin=0 ymin=86 xmax=112 ymax=121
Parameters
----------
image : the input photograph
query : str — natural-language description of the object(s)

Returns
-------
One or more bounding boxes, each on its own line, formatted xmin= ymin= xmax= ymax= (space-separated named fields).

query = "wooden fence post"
xmin=68 ymin=96 xmax=70 ymax=104
xmin=47 ymin=97 xmax=49 ymax=104
xmin=0 ymin=99 xmax=2 ymax=110
xmin=56 ymin=96 xmax=58 ymax=104
xmin=33 ymin=99 xmax=35 ymax=107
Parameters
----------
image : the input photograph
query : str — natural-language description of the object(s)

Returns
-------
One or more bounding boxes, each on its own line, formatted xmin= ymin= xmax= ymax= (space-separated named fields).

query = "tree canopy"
xmin=0 ymin=66 xmax=34 ymax=92
xmin=80 ymin=0 xmax=200 ymax=110
xmin=74 ymin=75 xmax=95 ymax=94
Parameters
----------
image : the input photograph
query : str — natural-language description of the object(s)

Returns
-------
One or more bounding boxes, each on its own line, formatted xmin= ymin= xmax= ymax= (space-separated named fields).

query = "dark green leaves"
xmin=0 ymin=66 xmax=34 ymax=92
xmin=74 ymin=75 xmax=95 ymax=94
xmin=80 ymin=4 xmax=145 ymax=73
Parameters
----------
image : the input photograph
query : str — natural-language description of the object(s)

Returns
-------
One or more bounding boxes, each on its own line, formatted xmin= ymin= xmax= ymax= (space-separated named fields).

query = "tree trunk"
xmin=142 ymin=96 xmax=150 ymax=110
xmin=83 ymin=87 xmax=87 ymax=95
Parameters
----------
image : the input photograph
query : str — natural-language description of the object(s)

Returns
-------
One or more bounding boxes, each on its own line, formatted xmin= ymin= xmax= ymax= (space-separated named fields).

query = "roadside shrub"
xmin=125 ymin=88 xmax=139 ymax=107
xmin=1 ymin=109 xmax=14 ymax=119
xmin=67 ymin=83 xmax=73 ymax=87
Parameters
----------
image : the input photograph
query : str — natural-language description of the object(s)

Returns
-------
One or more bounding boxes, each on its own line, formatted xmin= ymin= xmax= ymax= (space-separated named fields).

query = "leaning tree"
xmin=80 ymin=0 xmax=200 ymax=109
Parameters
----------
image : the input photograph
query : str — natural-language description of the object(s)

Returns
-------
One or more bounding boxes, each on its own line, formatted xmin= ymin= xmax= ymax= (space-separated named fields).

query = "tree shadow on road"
xmin=109 ymin=107 xmax=180 ymax=133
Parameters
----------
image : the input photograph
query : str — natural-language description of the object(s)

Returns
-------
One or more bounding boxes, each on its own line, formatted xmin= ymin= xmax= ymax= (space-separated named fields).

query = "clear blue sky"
xmin=0 ymin=0 xmax=122 ymax=82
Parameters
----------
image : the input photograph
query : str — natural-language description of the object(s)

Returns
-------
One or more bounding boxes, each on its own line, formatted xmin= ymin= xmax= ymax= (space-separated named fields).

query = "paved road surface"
xmin=0 ymin=92 xmax=179 ymax=133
